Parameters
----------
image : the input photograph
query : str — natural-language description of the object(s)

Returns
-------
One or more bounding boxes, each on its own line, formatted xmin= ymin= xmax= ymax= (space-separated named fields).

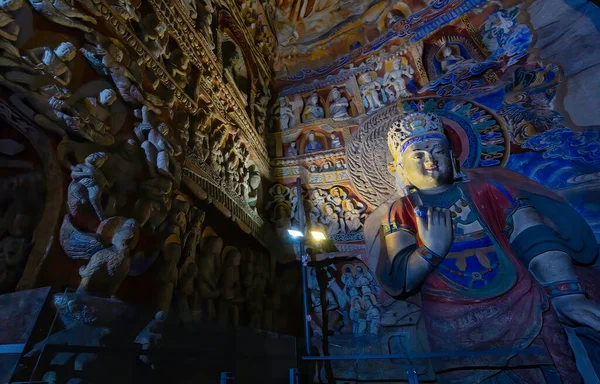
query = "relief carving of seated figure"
xmin=287 ymin=141 xmax=298 ymax=157
xmin=302 ymin=92 xmax=324 ymax=123
xmin=328 ymin=87 xmax=350 ymax=120
xmin=439 ymin=45 xmax=466 ymax=73
xmin=374 ymin=112 xmax=600 ymax=383
xmin=304 ymin=131 xmax=323 ymax=154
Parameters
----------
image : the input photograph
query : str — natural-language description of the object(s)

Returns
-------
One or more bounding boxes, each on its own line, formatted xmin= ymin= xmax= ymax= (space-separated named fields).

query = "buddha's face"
xmin=308 ymin=133 xmax=315 ymax=142
xmin=399 ymin=137 xmax=453 ymax=190
xmin=443 ymin=47 xmax=453 ymax=58
xmin=332 ymin=90 xmax=340 ymax=100
xmin=393 ymin=59 xmax=401 ymax=70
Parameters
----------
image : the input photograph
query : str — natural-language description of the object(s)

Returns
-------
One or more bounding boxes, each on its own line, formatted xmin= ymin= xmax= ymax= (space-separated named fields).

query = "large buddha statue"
xmin=375 ymin=112 xmax=600 ymax=383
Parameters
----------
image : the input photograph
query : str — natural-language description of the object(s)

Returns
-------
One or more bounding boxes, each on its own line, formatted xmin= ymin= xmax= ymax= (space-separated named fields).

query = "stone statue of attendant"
xmin=382 ymin=57 xmax=414 ymax=101
xmin=302 ymin=92 xmax=324 ymax=123
xmin=328 ymin=87 xmax=350 ymax=120
xmin=279 ymin=97 xmax=295 ymax=131
xmin=375 ymin=112 xmax=600 ymax=383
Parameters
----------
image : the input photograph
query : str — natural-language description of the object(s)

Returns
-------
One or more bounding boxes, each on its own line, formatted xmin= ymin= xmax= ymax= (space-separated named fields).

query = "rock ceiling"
xmin=262 ymin=0 xmax=429 ymax=76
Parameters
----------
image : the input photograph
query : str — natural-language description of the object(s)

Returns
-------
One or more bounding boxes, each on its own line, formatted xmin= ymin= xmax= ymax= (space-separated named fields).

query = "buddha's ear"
xmin=450 ymin=149 xmax=466 ymax=181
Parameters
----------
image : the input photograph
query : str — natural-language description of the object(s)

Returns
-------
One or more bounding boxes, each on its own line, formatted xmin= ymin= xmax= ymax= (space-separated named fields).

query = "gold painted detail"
xmin=460 ymin=14 xmax=491 ymax=56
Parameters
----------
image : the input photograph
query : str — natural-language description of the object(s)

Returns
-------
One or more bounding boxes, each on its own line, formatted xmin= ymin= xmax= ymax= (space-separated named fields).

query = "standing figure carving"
xmin=374 ymin=111 xmax=600 ymax=383
xmin=358 ymin=72 xmax=383 ymax=112
xmin=278 ymin=97 xmax=295 ymax=130
xmin=195 ymin=234 xmax=222 ymax=321
xmin=218 ymin=247 xmax=244 ymax=328
xmin=382 ymin=57 xmax=414 ymax=101
xmin=134 ymin=106 xmax=178 ymax=182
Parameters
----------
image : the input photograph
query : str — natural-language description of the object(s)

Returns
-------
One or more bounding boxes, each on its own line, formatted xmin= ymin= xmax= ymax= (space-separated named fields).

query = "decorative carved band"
xmin=91 ymin=0 xmax=198 ymax=113
xmin=183 ymin=162 xmax=264 ymax=234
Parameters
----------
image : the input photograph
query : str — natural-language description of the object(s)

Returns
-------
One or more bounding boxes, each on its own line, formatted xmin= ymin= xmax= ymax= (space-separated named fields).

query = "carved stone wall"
xmin=0 ymin=0 xmax=290 ymax=346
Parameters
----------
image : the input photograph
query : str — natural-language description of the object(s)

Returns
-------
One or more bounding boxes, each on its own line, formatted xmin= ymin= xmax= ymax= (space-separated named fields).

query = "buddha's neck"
xmin=418 ymin=183 xmax=454 ymax=196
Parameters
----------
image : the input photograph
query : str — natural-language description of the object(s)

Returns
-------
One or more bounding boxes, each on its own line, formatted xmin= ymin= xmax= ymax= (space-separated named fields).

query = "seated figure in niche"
xmin=279 ymin=97 xmax=295 ymax=130
xmin=330 ymin=133 xmax=343 ymax=149
xmin=309 ymin=163 xmax=318 ymax=172
xmin=382 ymin=57 xmax=414 ymax=101
xmin=287 ymin=141 xmax=298 ymax=157
xmin=335 ymin=158 xmax=346 ymax=170
xmin=328 ymin=87 xmax=350 ymax=120
xmin=320 ymin=161 xmax=333 ymax=172
xmin=302 ymin=92 xmax=324 ymax=123
xmin=304 ymin=131 xmax=324 ymax=154
xmin=358 ymin=72 xmax=384 ymax=112
xmin=438 ymin=44 xmax=466 ymax=73
xmin=375 ymin=111 xmax=600 ymax=383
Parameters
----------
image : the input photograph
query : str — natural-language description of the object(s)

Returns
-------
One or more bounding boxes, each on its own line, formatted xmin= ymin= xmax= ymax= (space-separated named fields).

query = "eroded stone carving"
xmin=22 ymin=42 xmax=76 ymax=86
xmin=218 ymin=246 xmax=243 ymax=327
xmin=80 ymin=34 xmax=162 ymax=115
xmin=78 ymin=218 xmax=139 ymax=297
xmin=195 ymin=232 xmax=223 ymax=321
xmin=67 ymin=152 xmax=114 ymax=221
xmin=0 ymin=0 xmax=24 ymax=41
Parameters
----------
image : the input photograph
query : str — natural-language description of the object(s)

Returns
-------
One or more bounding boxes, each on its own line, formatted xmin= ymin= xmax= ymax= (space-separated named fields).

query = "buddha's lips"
xmin=426 ymin=166 xmax=439 ymax=171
